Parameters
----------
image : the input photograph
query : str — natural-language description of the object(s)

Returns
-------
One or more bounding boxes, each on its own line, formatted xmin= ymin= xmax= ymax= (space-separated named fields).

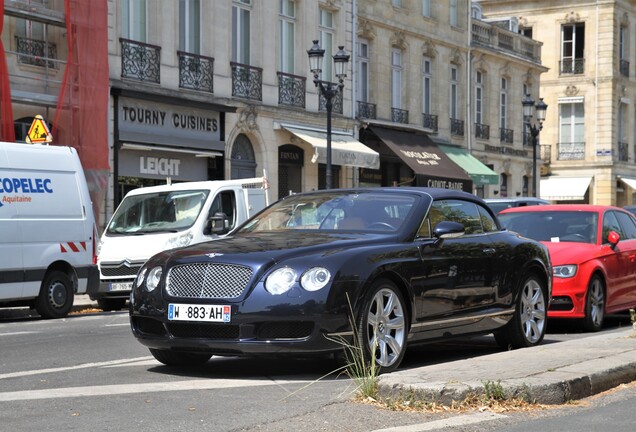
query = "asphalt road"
xmin=0 ymin=308 xmax=633 ymax=431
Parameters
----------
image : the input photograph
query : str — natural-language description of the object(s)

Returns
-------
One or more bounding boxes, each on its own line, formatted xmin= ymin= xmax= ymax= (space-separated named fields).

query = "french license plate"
xmin=109 ymin=282 xmax=132 ymax=291
xmin=168 ymin=303 xmax=231 ymax=323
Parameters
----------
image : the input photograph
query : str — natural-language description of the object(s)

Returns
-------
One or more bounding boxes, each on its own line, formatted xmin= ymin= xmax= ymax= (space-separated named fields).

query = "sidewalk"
xmin=378 ymin=326 xmax=636 ymax=405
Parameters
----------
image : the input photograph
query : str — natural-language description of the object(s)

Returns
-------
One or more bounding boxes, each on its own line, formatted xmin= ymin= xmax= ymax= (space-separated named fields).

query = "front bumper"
xmin=130 ymin=286 xmax=352 ymax=356
xmin=547 ymin=277 xmax=587 ymax=319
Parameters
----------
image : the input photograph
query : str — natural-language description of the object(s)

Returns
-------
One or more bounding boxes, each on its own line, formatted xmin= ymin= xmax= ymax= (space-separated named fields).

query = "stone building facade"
xmin=2 ymin=0 xmax=547 ymax=228
xmin=480 ymin=0 xmax=636 ymax=205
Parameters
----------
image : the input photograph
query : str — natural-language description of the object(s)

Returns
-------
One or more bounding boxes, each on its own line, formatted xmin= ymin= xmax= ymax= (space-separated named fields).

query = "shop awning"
xmin=284 ymin=127 xmax=380 ymax=169
xmin=437 ymin=144 xmax=498 ymax=185
xmin=540 ymin=177 xmax=592 ymax=201
xmin=367 ymin=126 xmax=472 ymax=191
xmin=619 ymin=177 xmax=636 ymax=190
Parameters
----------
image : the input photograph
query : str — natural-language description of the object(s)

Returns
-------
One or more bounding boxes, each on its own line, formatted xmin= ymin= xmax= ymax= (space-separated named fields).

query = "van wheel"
xmin=35 ymin=271 xmax=74 ymax=319
xmin=97 ymin=298 xmax=127 ymax=311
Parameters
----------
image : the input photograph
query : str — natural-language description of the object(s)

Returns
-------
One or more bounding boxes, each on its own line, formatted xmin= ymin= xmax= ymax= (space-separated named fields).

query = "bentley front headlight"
xmin=145 ymin=266 xmax=163 ymax=291
xmin=301 ymin=267 xmax=331 ymax=291
xmin=265 ymin=267 xmax=297 ymax=295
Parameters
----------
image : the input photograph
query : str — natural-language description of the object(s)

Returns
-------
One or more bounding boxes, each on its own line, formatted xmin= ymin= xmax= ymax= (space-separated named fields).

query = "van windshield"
xmin=107 ymin=190 xmax=209 ymax=234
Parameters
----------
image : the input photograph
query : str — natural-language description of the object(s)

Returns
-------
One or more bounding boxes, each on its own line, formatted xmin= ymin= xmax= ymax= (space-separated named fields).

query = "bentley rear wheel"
xmin=495 ymin=273 xmax=547 ymax=349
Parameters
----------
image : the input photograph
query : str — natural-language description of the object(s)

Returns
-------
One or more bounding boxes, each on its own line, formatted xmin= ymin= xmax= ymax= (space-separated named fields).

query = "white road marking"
xmin=0 ymin=378 xmax=308 ymax=402
xmin=0 ymin=357 xmax=154 ymax=380
xmin=103 ymin=323 xmax=130 ymax=327
xmin=371 ymin=412 xmax=507 ymax=432
xmin=0 ymin=331 xmax=37 ymax=337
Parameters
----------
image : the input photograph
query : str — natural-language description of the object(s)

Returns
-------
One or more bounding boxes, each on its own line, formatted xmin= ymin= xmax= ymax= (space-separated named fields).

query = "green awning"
xmin=438 ymin=144 xmax=498 ymax=185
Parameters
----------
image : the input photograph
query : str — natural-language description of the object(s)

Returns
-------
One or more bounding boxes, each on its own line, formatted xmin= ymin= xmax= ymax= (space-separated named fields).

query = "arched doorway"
xmin=230 ymin=133 xmax=257 ymax=179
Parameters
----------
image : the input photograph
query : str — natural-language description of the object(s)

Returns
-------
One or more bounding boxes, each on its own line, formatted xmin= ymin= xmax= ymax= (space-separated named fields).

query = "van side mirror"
xmin=206 ymin=212 xmax=229 ymax=235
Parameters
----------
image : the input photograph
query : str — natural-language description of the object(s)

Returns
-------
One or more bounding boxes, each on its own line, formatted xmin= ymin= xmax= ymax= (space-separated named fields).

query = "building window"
xmin=179 ymin=0 xmax=201 ymax=54
xmin=357 ymin=39 xmax=370 ymax=103
xmin=500 ymin=77 xmax=508 ymax=129
xmin=422 ymin=0 xmax=431 ymax=17
xmin=519 ymin=27 xmax=533 ymax=38
xmin=279 ymin=0 xmax=295 ymax=73
xmin=122 ymin=0 xmax=147 ymax=42
xmin=559 ymin=102 xmax=585 ymax=159
xmin=391 ymin=48 xmax=403 ymax=110
xmin=232 ymin=0 xmax=251 ymax=64
xmin=450 ymin=65 xmax=458 ymax=119
xmin=500 ymin=173 xmax=508 ymax=197
xmin=450 ymin=0 xmax=458 ymax=27
xmin=392 ymin=0 xmax=402 ymax=7
xmin=422 ymin=57 xmax=432 ymax=114
xmin=561 ymin=23 xmax=585 ymax=74
xmin=319 ymin=8 xmax=334 ymax=81
xmin=620 ymin=25 xmax=629 ymax=77
xmin=475 ymin=70 xmax=483 ymax=125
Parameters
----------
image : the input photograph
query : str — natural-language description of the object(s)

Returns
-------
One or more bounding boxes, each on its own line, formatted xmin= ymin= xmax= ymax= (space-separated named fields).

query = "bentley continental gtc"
xmin=130 ymin=188 xmax=552 ymax=373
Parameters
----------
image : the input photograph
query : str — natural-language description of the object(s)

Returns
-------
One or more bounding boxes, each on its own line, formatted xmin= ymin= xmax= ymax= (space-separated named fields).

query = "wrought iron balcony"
xmin=318 ymin=82 xmax=343 ymax=114
xmin=618 ymin=141 xmax=629 ymax=161
xmin=277 ymin=72 xmax=305 ymax=108
xmin=120 ymin=38 xmax=161 ymax=83
xmin=620 ymin=60 xmax=630 ymax=77
xmin=178 ymin=51 xmax=214 ymax=93
xmin=557 ymin=142 xmax=585 ymax=160
xmin=500 ymin=127 xmax=514 ymax=144
xmin=422 ymin=113 xmax=438 ymax=131
xmin=391 ymin=108 xmax=409 ymax=124
xmin=15 ymin=36 xmax=57 ymax=68
xmin=559 ymin=58 xmax=585 ymax=75
xmin=475 ymin=123 xmax=490 ymax=139
xmin=357 ymin=101 xmax=377 ymax=119
xmin=231 ymin=62 xmax=263 ymax=101
xmin=451 ymin=118 xmax=464 ymax=136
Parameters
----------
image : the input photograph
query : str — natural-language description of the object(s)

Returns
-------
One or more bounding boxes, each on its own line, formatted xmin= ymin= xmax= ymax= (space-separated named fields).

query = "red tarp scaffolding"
xmin=0 ymin=1 xmax=15 ymax=142
xmin=1 ymin=0 xmax=110 ymax=222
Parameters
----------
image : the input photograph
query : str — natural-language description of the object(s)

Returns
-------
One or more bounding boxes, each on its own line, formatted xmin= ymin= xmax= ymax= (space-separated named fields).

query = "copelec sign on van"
xmin=0 ymin=141 xmax=99 ymax=318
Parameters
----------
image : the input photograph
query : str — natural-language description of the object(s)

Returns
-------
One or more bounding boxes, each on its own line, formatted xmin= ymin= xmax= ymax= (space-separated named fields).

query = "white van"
xmin=93 ymin=177 xmax=269 ymax=310
xmin=0 ymin=141 xmax=99 ymax=318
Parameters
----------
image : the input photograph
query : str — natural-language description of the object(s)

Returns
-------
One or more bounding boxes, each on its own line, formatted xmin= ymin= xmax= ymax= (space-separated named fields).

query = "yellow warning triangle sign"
xmin=26 ymin=115 xmax=53 ymax=144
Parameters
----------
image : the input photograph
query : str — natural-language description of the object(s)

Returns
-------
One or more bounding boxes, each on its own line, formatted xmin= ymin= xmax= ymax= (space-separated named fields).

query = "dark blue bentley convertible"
xmin=130 ymin=188 xmax=552 ymax=373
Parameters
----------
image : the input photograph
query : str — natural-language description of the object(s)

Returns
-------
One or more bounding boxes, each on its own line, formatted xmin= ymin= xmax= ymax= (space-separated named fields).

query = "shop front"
xmin=360 ymin=125 xmax=473 ymax=192
xmin=111 ymin=89 xmax=235 ymax=204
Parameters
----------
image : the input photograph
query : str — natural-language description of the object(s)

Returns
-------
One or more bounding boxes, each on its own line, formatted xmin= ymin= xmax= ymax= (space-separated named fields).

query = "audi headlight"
xmin=301 ymin=267 xmax=331 ymax=291
xmin=145 ymin=266 xmax=163 ymax=291
xmin=136 ymin=267 xmax=147 ymax=287
xmin=265 ymin=267 xmax=297 ymax=295
xmin=165 ymin=232 xmax=194 ymax=250
xmin=554 ymin=265 xmax=577 ymax=278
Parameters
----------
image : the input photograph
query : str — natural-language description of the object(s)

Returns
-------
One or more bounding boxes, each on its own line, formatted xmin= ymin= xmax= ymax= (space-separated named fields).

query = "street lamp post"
xmin=307 ymin=40 xmax=350 ymax=190
xmin=522 ymin=94 xmax=548 ymax=197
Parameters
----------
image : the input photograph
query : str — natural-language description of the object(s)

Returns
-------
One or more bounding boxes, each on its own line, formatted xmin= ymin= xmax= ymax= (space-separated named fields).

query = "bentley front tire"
xmin=356 ymin=279 xmax=408 ymax=374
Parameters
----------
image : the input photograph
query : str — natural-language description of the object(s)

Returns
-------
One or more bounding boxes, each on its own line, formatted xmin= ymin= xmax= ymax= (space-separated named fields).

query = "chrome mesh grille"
xmin=166 ymin=263 xmax=253 ymax=299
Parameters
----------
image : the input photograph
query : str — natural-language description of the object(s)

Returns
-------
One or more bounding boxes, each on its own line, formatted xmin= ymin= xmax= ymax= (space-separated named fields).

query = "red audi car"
xmin=499 ymin=204 xmax=636 ymax=331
